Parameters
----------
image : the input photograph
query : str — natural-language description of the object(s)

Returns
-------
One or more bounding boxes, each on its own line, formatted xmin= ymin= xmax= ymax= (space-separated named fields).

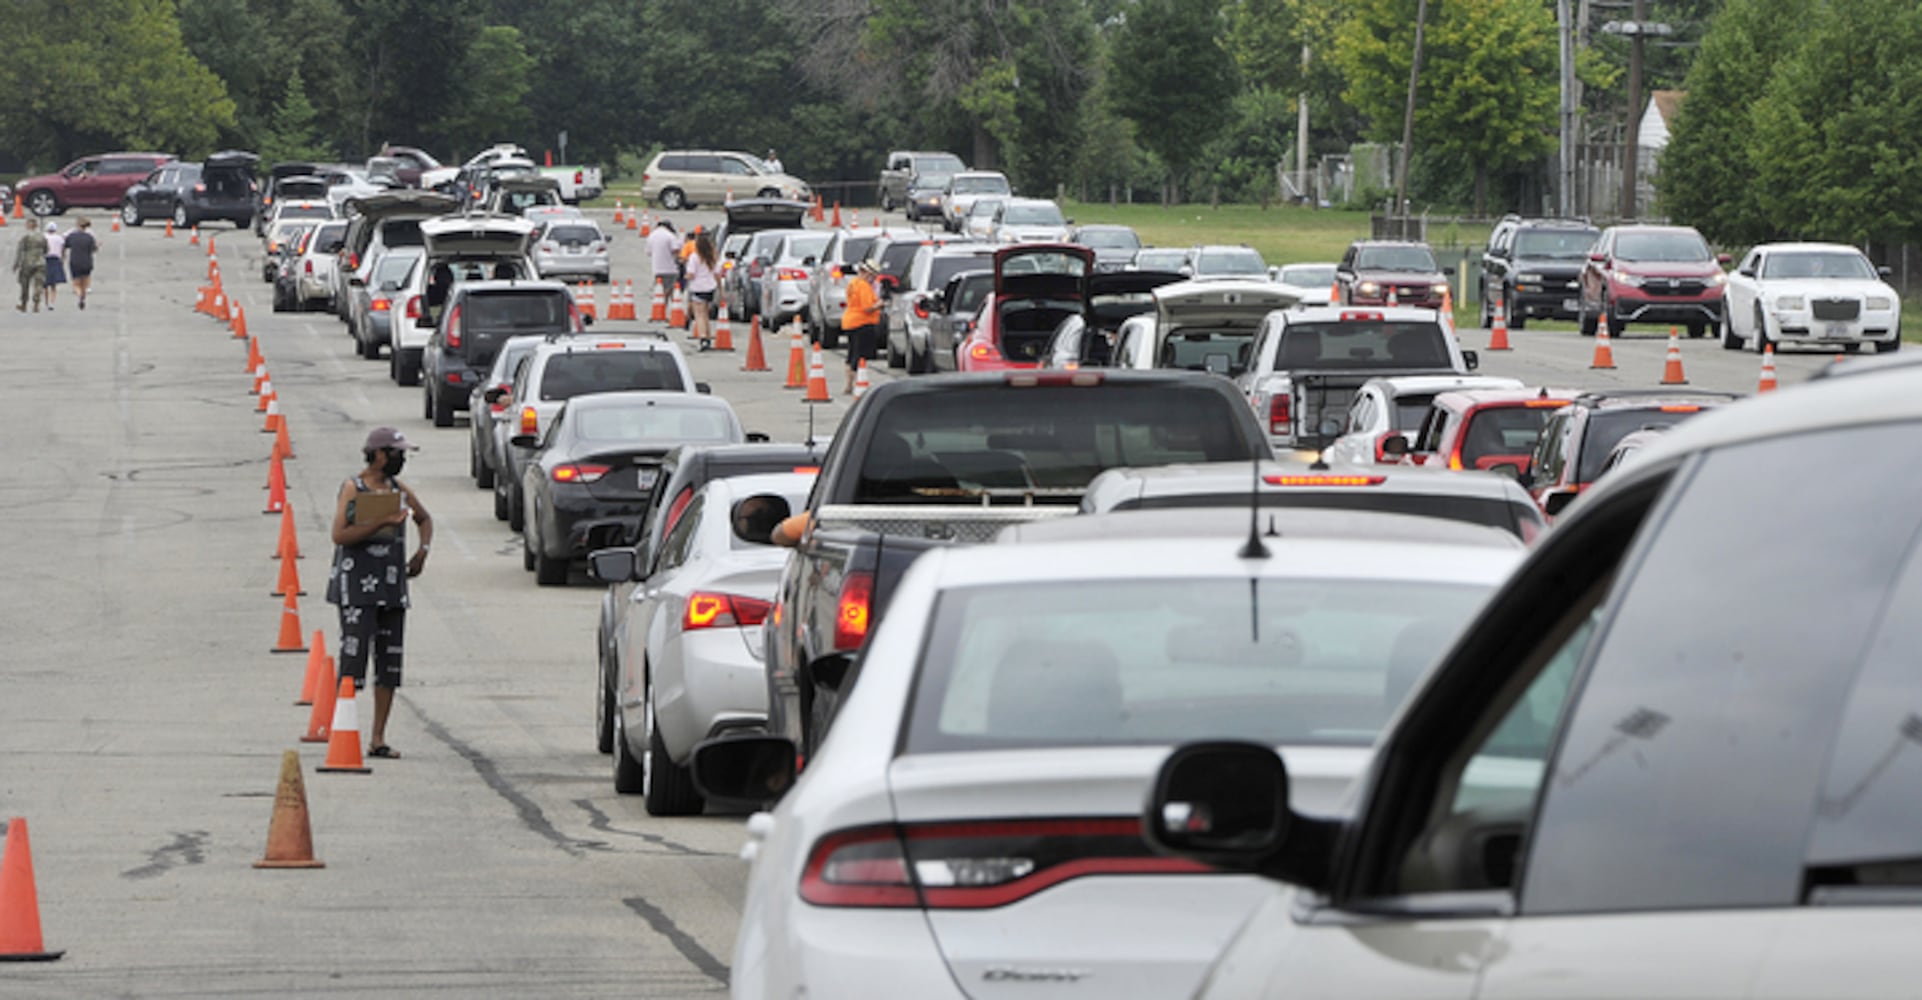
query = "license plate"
xmin=1562 ymin=298 xmax=1580 ymax=312
xmin=1827 ymin=323 xmax=1851 ymax=338
xmin=634 ymin=467 xmax=660 ymax=491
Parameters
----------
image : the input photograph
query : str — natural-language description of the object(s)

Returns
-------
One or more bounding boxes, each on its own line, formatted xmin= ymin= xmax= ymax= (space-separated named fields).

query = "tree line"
xmin=2 ymin=0 xmax=1716 ymax=214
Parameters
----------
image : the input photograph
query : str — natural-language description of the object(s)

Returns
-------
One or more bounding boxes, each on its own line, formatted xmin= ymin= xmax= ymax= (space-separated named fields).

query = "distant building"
xmin=1639 ymin=90 xmax=1685 ymax=212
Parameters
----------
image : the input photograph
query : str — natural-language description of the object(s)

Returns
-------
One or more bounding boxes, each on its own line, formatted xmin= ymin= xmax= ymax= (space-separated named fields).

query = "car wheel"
xmin=1578 ymin=297 xmax=1597 ymax=337
xmin=476 ymin=447 xmax=496 ymax=490
xmin=1754 ymin=306 xmax=1773 ymax=355
xmin=886 ymin=334 xmax=905 ymax=369
xmin=508 ymin=483 xmax=525 ymax=532
xmin=272 ymin=284 xmax=291 ymax=313
xmin=26 ymin=191 xmax=57 ymax=217
xmin=1507 ymin=295 xmax=1527 ymax=331
xmin=468 ymin=434 xmax=479 ymax=478
xmin=1605 ymin=297 xmax=1626 ymax=338
xmin=612 ymin=706 xmax=645 ymax=794
xmin=120 ymin=202 xmax=141 ymax=227
xmin=642 ymin=682 xmax=703 ymax=816
xmin=399 ymin=353 xmax=422 ymax=387
xmin=1686 ymin=321 xmax=1708 ymax=340
xmin=908 ymin=338 xmax=930 ymax=375
xmin=880 ymin=191 xmax=895 ymax=213
xmin=388 ymin=347 xmax=400 ymax=380
xmin=1477 ymin=289 xmax=1491 ymax=329
xmin=493 ymin=478 xmax=510 ymax=520
xmin=534 ymin=541 xmax=568 ymax=586
xmin=1876 ymin=339 xmax=1901 ymax=354
xmin=172 ymin=203 xmax=189 ymax=228
xmin=821 ymin=325 xmax=841 ymax=351
xmin=522 ymin=524 xmax=537 ymax=570
xmin=659 ymin=188 xmax=685 ymax=211
xmin=595 ymin=643 xmax=616 ymax=754
xmin=1721 ymin=309 xmax=1743 ymax=351
xmin=432 ymin=389 xmax=454 ymax=428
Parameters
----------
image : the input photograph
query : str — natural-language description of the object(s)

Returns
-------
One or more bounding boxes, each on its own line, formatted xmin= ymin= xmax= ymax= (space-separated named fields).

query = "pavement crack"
xmin=122 ymin=830 xmax=211 ymax=880
xmin=572 ymin=799 xmax=726 ymax=857
xmin=623 ymin=895 xmax=731 ymax=985
xmin=408 ymin=700 xmax=597 ymax=858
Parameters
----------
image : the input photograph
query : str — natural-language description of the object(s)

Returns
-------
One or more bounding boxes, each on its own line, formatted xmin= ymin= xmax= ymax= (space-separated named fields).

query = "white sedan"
xmin=692 ymin=511 xmax=1520 ymax=1000
xmin=1723 ymin=242 xmax=1900 ymax=354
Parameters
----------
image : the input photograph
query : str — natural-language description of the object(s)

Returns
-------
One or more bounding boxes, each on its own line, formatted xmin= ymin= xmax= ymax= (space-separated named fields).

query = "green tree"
xmin=438 ymin=25 xmax=535 ymax=155
xmin=1109 ymin=0 xmax=1238 ymax=202
xmin=260 ymin=70 xmax=333 ymax=165
xmin=1335 ymin=0 xmax=1558 ymax=213
xmin=0 ymin=0 xmax=235 ymax=163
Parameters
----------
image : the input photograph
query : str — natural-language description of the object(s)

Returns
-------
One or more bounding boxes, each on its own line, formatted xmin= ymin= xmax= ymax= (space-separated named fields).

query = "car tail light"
xmin=1267 ymin=395 xmax=1291 ymax=436
xmin=832 ymin=571 xmax=873 ymax=650
xmin=748 ymin=261 xmax=765 ymax=278
xmin=370 ymin=297 xmax=391 ymax=312
xmin=543 ymin=242 xmax=558 ymax=252
xmin=1659 ymin=405 xmax=1701 ymax=413
xmin=912 ymin=298 xmax=930 ymax=320
xmin=1264 ymin=474 xmax=1387 ymax=487
xmin=800 ymin=819 xmax=1211 ymax=910
xmin=303 ymin=259 xmax=314 ymax=274
xmin=1008 ymin=372 xmax=1102 ymax=387
xmin=1525 ymin=398 xmax=1571 ymax=408
xmin=777 ymin=267 xmax=809 ymax=281
xmin=405 ymin=295 xmax=423 ymax=321
xmin=590 ymin=242 xmax=605 ymax=252
xmin=1448 ymin=445 xmax=1465 ymax=471
xmin=519 ymin=405 xmax=538 ymax=436
xmin=193 ymin=183 xmax=206 ymax=193
xmin=683 ymin=592 xmax=773 ymax=631
xmin=792 ymin=465 xmax=821 ymax=474
xmin=967 ymin=342 xmax=994 ymax=361
xmin=567 ymin=300 xmax=585 ymax=331
xmin=641 ymin=172 xmax=650 ymax=184
xmin=345 ymin=252 xmax=359 ymax=272
xmin=574 ymin=170 xmax=583 ymax=184
xmin=551 ymin=463 xmax=611 ymax=484
xmin=489 ymin=383 xmax=511 ymax=413
xmin=830 ymin=266 xmax=844 ymax=280
xmin=444 ymin=372 xmax=461 ymax=384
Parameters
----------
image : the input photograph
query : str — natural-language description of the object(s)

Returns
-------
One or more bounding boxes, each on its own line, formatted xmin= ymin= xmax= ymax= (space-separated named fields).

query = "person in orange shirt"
xmin=840 ymin=259 xmax=883 ymax=394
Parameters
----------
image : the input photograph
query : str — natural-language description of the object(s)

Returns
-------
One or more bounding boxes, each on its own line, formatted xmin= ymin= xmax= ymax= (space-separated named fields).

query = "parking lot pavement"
xmin=0 ymin=214 xmax=752 ymax=997
xmin=1452 ymin=319 xmax=1834 ymax=396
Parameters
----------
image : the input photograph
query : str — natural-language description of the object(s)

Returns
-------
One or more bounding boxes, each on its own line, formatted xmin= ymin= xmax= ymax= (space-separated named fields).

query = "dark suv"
xmin=1524 ymin=389 xmax=1737 ymax=517
xmin=422 ymin=280 xmax=584 ymax=427
xmin=14 ymin=152 xmax=174 ymax=217
xmin=120 ymin=151 xmax=259 ymax=229
xmin=1336 ymin=240 xmax=1452 ymax=309
xmin=1479 ymin=216 xmax=1599 ymax=328
xmin=1579 ymin=224 xmax=1730 ymax=339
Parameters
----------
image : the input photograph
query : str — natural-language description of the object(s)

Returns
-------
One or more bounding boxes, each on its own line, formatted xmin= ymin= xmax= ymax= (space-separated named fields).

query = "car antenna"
xmin=1237 ymin=452 xmax=1270 ymax=561
xmin=804 ymin=397 xmax=817 ymax=449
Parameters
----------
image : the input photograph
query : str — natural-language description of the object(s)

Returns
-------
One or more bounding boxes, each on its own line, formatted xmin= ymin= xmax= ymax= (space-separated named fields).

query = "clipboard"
xmin=350 ymin=490 xmax=403 ymax=526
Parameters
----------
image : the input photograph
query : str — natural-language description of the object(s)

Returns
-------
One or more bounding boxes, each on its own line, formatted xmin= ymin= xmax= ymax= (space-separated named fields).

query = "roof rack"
xmin=1573 ymin=388 xmax=1744 ymax=404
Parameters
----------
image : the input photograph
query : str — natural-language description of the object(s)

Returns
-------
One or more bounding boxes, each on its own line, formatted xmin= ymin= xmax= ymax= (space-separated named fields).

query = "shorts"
xmin=692 ymin=290 xmax=714 ymax=304
xmin=338 ymin=604 xmax=406 ymax=689
xmin=843 ymin=324 xmax=878 ymax=370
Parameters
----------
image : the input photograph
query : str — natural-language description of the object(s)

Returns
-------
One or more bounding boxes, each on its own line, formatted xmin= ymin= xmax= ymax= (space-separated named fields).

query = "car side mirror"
xmin=809 ymin=652 xmax=854 ymax=692
xmin=1739 ymin=266 xmax=1756 ymax=278
xmin=802 ymin=255 xmax=816 ymax=266
xmin=510 ymin=434 xmax=539 ymax=449
xmin=1381 ymin=434 xmax=1409 ymax=457
xmin=1878 ymin=265 xmax=1893 ymax=277
xmin=1145 ymin=741 xmax=1291 ymax=869
xmin=1462 ymin=349 xmax=1479 ymax=371
xmin=1065 ymin=218 xmax=1075 ymax=226
xmin=1716 ymin=253 xmax=1732 ymax=266
xmin=690 ymin=735 xmax=798 ymax=804
xmin=1589 ymin=252 xmax=1607 ymax=263
xmin=695 ymin=382 xmax=712 ymax=395
xmin=587 ymin=547 xmax=639 ymax=584
xmin=349 ymin=276 xmax=366 ymax=287
xmin=1442 ymin=265 xmax=1455 ymax=276
xmin=1542 ymin=488 xmax=1579 ymax=517
xmin=483 ymin=387 xmax=507 ymax=404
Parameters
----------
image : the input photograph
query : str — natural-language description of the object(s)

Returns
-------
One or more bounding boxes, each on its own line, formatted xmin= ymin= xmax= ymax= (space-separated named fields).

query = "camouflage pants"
xmin=17 ymin=266 xmax=44 ymax=309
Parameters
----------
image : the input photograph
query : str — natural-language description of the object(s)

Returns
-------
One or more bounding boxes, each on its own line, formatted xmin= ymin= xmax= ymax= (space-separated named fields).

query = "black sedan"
xmin=517 ymin=392 xmax=747 ymax=586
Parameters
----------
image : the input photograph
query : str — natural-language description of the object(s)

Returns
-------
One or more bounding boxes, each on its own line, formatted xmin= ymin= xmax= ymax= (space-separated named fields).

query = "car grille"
xmin=1812 ymin=298 xmax=1860 ymax=321
xmin=1643 ymin=278 xmax=1706 ymax=296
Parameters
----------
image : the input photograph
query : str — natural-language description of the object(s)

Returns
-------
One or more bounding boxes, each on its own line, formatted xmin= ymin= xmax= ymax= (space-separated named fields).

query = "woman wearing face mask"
xmin=327 ymin=426 xmax=434 ymax=760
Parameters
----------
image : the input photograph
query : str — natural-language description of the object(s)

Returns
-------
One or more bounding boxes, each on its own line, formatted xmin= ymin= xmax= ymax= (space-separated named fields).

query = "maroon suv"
xmin=1579 ymin=224 xmax=1730 ymax=339
xmin=1336 ymin=240 xmax=1452 ymax=309
xmin=14 ymin=152 xmax=174 ymax=217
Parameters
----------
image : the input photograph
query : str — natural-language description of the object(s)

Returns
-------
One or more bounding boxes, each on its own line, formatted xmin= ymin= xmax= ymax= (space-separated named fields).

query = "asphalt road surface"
xmin=0 ymin=208 xmax=1834 ymax=997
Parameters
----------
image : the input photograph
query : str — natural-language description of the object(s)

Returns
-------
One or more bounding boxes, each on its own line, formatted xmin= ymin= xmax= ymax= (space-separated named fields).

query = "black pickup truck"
xmin=764 ymin=370 xmax=1273 ymax=754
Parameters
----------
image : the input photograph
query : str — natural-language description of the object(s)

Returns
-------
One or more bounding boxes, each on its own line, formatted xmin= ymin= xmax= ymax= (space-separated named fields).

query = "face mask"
xmin=383 ymin=452 xmax=407 ymax=477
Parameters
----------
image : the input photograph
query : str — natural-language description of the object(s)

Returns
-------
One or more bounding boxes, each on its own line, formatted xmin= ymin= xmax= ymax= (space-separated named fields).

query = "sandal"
xmin=369 ymin=744 xmax=401 ymax=759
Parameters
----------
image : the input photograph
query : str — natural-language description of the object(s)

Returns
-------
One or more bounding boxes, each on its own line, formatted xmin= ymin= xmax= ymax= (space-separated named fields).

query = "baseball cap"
xmin=363 ymin=427 xmax=419 ymax=451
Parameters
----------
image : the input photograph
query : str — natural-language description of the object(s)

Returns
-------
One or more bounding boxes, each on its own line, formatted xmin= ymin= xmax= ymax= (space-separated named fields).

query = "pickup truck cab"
xmin=877 ymin=150 xmax=966 ymax=218
xmin=763 ymin=370 xmax=1273 ymax=756
xmin=1236 ymin=306 xmax=1480 ymax=456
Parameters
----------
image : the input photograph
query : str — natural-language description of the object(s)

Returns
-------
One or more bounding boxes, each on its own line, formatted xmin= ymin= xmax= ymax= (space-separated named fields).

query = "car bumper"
xmin=1510 ymin=285 xmax=1583 ymax=318
xmin=544 ymin=493 xmax=650 ymax=558
xmin=731 ymin=906 xmax=966 ymax=1000
xmin=1611 ymin=291 xmax=1723 ymax=326
xmin=1767 ymin=307 xmax=1900 ymax=344
xmin=535 ymin=254 xmax=610 ymax=279
xmin=430 ymin=364 xmax=481 ymax=410
xmin=653 ymin=629 xmax=770 ymax=760
xmin=298 ymin=276 xmax=333 ymax=300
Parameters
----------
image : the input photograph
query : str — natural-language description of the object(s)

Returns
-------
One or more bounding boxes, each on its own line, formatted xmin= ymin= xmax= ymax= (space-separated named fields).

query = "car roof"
xmin=1280 ymin=304 xmax=1446 ymax=323
xmin=1604 ymin=223 xmax=1700 ymax=235
xmin=1504 ymin=216 xmax=1597 ymax=229
xmin=563 ymin=390 xmax=727 ymax=412
xmin=1570 ymin=388 xmax=1742 ymax=410
xmin=1350 ymin=239 xmax=1433 ymax=249
xmin=1430 ymin=387 xmax=1580 ymax=409
xmin=1087 ymin=459 xmax=1536 ymax=504
xmin=926 ymin=244 xmax=996 ymax=258
xmin=999 ymin=505 xmax=1521 ymax=549
xmin=951 ymin=170 xmax=1007 ymax=179
xmin=1365 ymin=374 xmax=1524 ymax=395
xmin=1747 ymin=241 xmax=1868 ymax=254
xmin=534 ymin=335 xmax=673 ymax=356
xmin=452 ymin=279 xmax=571 ymax=295
xmin=707 ymin=470 xmax=818 ymax=499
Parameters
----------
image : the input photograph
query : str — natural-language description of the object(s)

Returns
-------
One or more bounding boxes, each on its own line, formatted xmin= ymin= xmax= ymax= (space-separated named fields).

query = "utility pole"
xmin=1298 ymin=43 xmax=1311 ymax=206
xmin=1394 ymin=0 xmax=1430 ymax=237
xmin=1558 ymin=0 xmax=1575 ymax=217
xmin=1621 ymin=0 xmax=1644 ymax=219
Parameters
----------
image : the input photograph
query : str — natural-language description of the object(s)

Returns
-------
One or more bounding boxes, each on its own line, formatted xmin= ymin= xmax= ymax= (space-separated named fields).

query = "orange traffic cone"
xmin=612 ymin=201 xmax=625 ymax=225
xmin=713 ymin=310 xmax=735 ymax=351
xmin=255 ymin=377 xmax=272 ymax=410
xmin=261 ymin=396 xmax=282 ymax=434
xmin=784 ymin=326 xmax=807 ymax=388
xmin=316 ymin=677 xmax=372 ymax=774
xmin=273 ymin=420 xmax=293 ymax=461
xmin=231 ymin=304 xmax=248 ymax=340
xmin=272 ymin=545 xmax=305 ymax=598
xmin=853 ymin=358 xmax=871 ymax=398
xmin=648 ymin=282 xmax=666 ymax=322
xmin=8 ymin=198 xmax=21 ymax=219
xmin=1590 ymin=326 xmax=1617 ymax=370
xmin=1487 ymin=299 xmax=1512 ymax=351
xmin=742 ymin=315 xmax=770 ymax=371
xmin=0 ymin=207 xmax=7 ymax=227
xmin=611 ymin=281 xmax=629 ymax=320
xmin=669 ymin=286 xmax=687 ymax=328
xmin=851 ymin=209 xmax=861 ymax=229
xmin=300 ymin=659 xmax=338 ymax=743
xmin=634 ymin=212 xmax=646 ymax=234
xmin=189 ymin=224 xmax=200 ymax=246
xmin=271 ymin=590 xmax=308 ymax=654
xmin=263 ymin=451 xmax=289 ymax=515
xmin=207 ymin=234 xmax=217 ymax=258
xmin=206 ymin=256 xmax=219 ymax=281
xmin=111 ymin=216 xmax=120 ymax=233
xmin=247 ymin=335 xmax=263 ymax=373
xmin=254 ymin=750 xmax=325 ymax=869
xmin=165 ymin=219 xmax=174 ymax=238
xmin=1659 ymin=328 xmax=1689 ymax=385
xmin=804 ymin=344 xmax=831 ymax=402
xmin=0 ymin=817 xmax=64 ymax=961
xmin=274 ymin=502 xmax=302 ymax=560
xmin=1387 ymin=286 xmax=1400 ymax=306
xmin=211 ymin=289 xmax=229 ymax=324
xmin=1757 ymin=345 xmax=1778 ymax=393
xmin=831 ymin=201 xmax=842 ymax=227
xmin=296 ymin=631 xmax=328 ymax=705
xmin=577 ymin=281 xmax=596 ymax=321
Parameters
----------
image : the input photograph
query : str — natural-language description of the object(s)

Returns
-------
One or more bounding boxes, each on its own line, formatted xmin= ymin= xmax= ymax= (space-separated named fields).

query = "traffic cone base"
xmin=254 ymin=751 xmax=325 ymax=869
xmin=0 ymin=817 xmax=63 ymax=961
xmin=854 ymin=358 xmax=871 ymax=398
xmin=271 ymin=591 xmax=308 ymax=653
xmin=804 ymin=344 xmax=832 ymax=403
xmin=316 ymin=677 xmax=373 ymax=773
xmin=714 ymin=311 xmax=735 ymax=351
xmin=1659 ymin=329 xmax=1689 ymax=385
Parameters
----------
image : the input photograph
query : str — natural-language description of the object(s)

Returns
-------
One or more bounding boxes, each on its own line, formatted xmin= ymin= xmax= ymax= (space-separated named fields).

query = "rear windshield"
xmin=575 ymin=403 xmax=736 ymax=443
xmin=276 ymin=181 xmax=327 ymax=198
xmin=950 ymin=275 xmax=993 ymax=315
xmin=1578 ymin=406 xmax=1710 ymax=483
xmin=1194 ymin=247 xmax=1266 ymax=275
xmin=1120 ymin=490 xmax=1531 ymax=540
xmin=1078 ymin=229 xmax=1140 ymax=250
xmin=378 ymin=219 xmax=426 ymax=248
xmin=1459 ymin=407 xmax=1553 ymax=470
xmin=1280 ymin=265 xmax=1337 ymax=288
xmin=373 ymin=251 xmax=420 ymax=286
xmin=778 ymin=233 xmax=832 ymax=262
xmin=544 ymin=225 xmax=601 ymax=245
xmin=466 ymin=292 xmax=572 ymax=331
xmin=928 ymin=255 xmax=994 ymax=290
xmin=904 ymin=577 xmax=1493 ymax=753
xmin=854 ymin=384 xmax=1259 ymax=503
xmin=1275 ymin=321 xmax=1452 ymax=368
xmin=836 ymin=237 xmax=876 ymax=264
xmin=313 ymin=223 xmax=348 ymax=254
xmin=539 ymin=351 xmax=685 ymax=400
xmin=879 ymin=242 xmax=924 ymax=278
xmin=1134 ymin=250 xmax=1189 ymax=271
xmin=1394 ymin=393 xmax=1439 ymax=430
xmin=952 ymin=176 xmax=1010 ymax=195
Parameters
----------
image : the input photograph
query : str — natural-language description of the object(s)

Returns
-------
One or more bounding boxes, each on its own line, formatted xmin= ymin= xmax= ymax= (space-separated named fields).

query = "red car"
xmin=1523 ymin=390 xmax=1737 ymax=517
xmin=13 ymin=152 xmax=174 ymax=217
xmin=957 ymin=243 xmax=1096 ymax=372
xmin=1335 ymin=240 xmax=1453 ymax=309
xmin=1578 ymin=224 xmax=1731 ymax=339
xmin=1393 ymin=387 xmax=1579 ymax=478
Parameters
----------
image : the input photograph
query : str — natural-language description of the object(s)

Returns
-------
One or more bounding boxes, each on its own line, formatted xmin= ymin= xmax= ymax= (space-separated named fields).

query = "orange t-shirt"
xmin=842 ymin=276 xmax=881 ymax=329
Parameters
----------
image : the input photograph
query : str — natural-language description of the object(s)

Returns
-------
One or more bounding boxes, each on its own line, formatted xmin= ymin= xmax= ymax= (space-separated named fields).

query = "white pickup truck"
xmin=1233 ymin=305 xmax=1480 ymax=455
xmin=423 ymin=144 xmax=604 ymax=204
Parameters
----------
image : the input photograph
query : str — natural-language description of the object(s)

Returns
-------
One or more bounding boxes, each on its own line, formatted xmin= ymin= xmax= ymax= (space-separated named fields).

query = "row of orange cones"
xmin=1480 ymin=299 xmax=1781 ymax=393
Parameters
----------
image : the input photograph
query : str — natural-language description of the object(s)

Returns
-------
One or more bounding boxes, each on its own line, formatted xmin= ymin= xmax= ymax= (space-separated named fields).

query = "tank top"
xmin=325 ymin=477 xmax=411 ymax=608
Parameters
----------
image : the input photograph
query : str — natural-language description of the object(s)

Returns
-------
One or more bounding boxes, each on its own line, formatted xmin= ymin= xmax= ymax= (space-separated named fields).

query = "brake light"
xmin=519 ymin=405 xmax=538 ymax=436
xmin=444 ymin=372 xmax=461 ymax=384
xmin=830 ymin=266 xmax=844 ymax=280
xmin=832 ymin=571 xmax=873 ymax=650
xmin=574 ymin=170 xmax=583 ymax=184
xmin=1448 ymin=445 xmax=1465 ymax=471
xmin=1008 ymin=372 xmax=1102 ymax=387
xmin=445 ymin=304 xmax=462 ymax=348
xmin=567 ymin=300 xmax=585 ymax=332
xmin=304 ymin=259 xmax=314 ymax=274
xmin=404 ymin=295 xmax=422 ymax=321
xmin=345 ymin=252 xmax=359 ymax=272
xmin=777 ymin=267 xmax=808 ymax=281
xmin=792 ymin=465 xmax=821 ymax=474
xmin=1659 ymin=405 xmax=1701 ymax=413
xmin=968 ymin=342 xmax=994 ymax=361
xmin=1265 ymin=474 xmax=1387 ymax=487
xmin=370 ymin=297 xmax=391 ymax=312
xmin=1373 ymin=433 xmax=1397 ymax=464
xmin=1267 ymin=395 xmax=1291 ymax=436
xmin=800 ymin=818 xmax=1210 ymax=910
xmin=594 ymin=341 xmax=626 ymax=349
xmin=1525 ymin=398 xmax=1571 ymax=408
xmin=1340 ymin=311 xmax=1384 ymax=322
xmin=551 ymin=463 xmax=611 ymax=484
xmin=683 ymin=592 xmax=773 ymax=631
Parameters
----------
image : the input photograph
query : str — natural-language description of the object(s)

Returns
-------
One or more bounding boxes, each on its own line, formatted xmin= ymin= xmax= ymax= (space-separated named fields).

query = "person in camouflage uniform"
xmin=14 ymin=223 xmax=47 ymax=312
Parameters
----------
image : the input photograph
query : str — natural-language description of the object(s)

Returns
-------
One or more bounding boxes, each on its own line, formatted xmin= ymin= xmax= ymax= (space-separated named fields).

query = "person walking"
xmin=41 ymin=222 xmax=64 ymax=309
xmin=685 ymin=230 xmax=720 ymax=351
xmin=645 ymin=218 xmax=679 ymax=306
xmin=764 ymin=149 xmax=784 ymax=174
xmin=326 ymin=427 xmax=434 ymax=760
xmin=62 ymin=217 xmax=97 ymax=310
xmin=13 ymin=221 xmax=47 ymax=313
xmin=840 ymin=259 xmax=883 ymax=395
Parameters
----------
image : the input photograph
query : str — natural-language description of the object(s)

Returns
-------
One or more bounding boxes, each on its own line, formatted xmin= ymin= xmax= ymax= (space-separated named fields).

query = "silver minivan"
xmin=640 ymin=150 xmax=809 ymax=210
